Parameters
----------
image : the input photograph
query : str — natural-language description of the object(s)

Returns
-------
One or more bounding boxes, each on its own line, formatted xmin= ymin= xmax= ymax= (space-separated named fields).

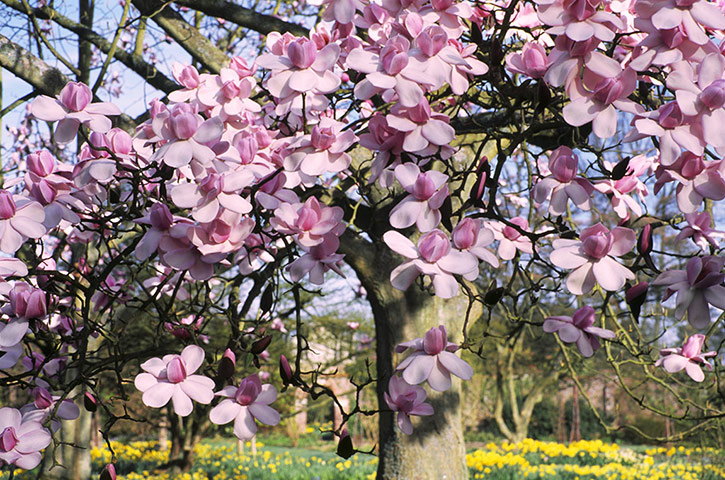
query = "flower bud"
xmin=169 ymin=106 xmax=199 ymax=140
xmin=310 ymin=125 xmax=336 ymax=151
xmin=549 ymin=147 xmax=578 ymax=183
xmin=279 ymin=354 xmax=293 ymax=385
xmin=251 ymin=336 xmax=272 ymax=355
xmin=336 ymin=428 xmax=354 ymax=459
xmin=416 ymin=26 xmax=447 ymax=57
xmin=33 ymin=387 xmax=54 ymax=409
xmin=166 ymin=357 xmax=187 ymax=384
xmin=625 ymin=281 xmax=648 ymax=321
xmin=234 ymin=374 xmax=262 ymax=406
xmin=149 ymin=203 xmax=173 ymax=230
xmin=100 ymin=464 xmax=116 ymax=480
xmin=431 ymin=0 xmax=453 ymax=9
xmin=59 ymin=82 xmax=92 ymax=112
xmin=452 ymin=218 xmax=479 ymax=250
xmin=0 ymin=190 xmax=17 ymax=220
xmin=218 ymin=348 xmax=236 ymax=380
xmin=699 ymin=79 xmax=725 ymax=110
xmin=27 ymin=150 xmax=56 ymax=177
xmin=411 ymin=173 xmax=437 ymax=200
xmin=423 ymin=326 xmax=446 ymax=355
xmin=287 ymin=39 xmax=317 ymax=69
xmin=0 ymin=426 xmax=19 ymax=453
xmin=637 ymin=224 xmax=652 ymax=256
xmin=417 ymin=230 xmax=451 ymax=263
xmin=84 ymin=392 xmax=98 ymax=412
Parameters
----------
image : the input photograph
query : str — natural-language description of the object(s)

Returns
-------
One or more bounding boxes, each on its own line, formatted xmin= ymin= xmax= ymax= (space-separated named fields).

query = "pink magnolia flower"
xmin=593 ymin=173 xmax=645 ymax=219
xmin=271 ymin=197 xmax=344 ymax=248
xmin=635 ymin=0 xmax=725 ymax=47
xmin=506 ymin=42 xmax=549 ymax=78
xmin=407 ymin=26 xmax=489 ymax=95
xmin=550 ymin=223 xmax=636 ymax=295
xmin=134 ymin=345 xmax=215 ymax=417
xmin=196 ymin=68 xmax=260 ymax=121
xmin=347 ymin=36 xmax=431 ymax=107
xmin=30 ymin=82 xmax=121 ymax=144
xmin=389 ymin=164 xmax=449 ymax=232
xmin=384 ymin=376 xmax=434 ymax=435
xmin=543 ymin=306 xmax=616 ymax=357
xmin=533 ymin=146 xmax=593 ymax=215
xmin=562 ymin=53 xmax=638 ymax=138
xmin=653 ymin=152 xmax=725 ymax=214
xmin=629 ymin=16 xmax=716 ymax=72
xmin=667 ymin=53 xmax=725 ymax=150
xmin=256 ymin=36 xmax=341 ymax=98
xmin=209 ymin=374 xmax=280 ymax=441
xmin=21 ymin=385 xmax=80 ymax=432
xmin=157 ymin=222 xmax=228 ymax=281
xmin=386 ymin=100 xmax=456 ymax=154
xmin=537 ymin=0 xmax=624 ymax=44
xmin=308 ymin=0 xmax=363 ymax=24
xmin=170 ymin=170 xmax=254 ymax=223
xmin=384 ymin=229 xmax=477 ymax=299
xmin=0 ymin=190 xmax=46 ymax=254
xmin=134 ymin=203 xmax=175 ymax=261
xmin=451 ymin=217 xmax=499 ymax=270
xmin=287 ymin=233 xmax=346 ymax=285
xmin=0 ymin=407 xmax=51 ymax=470
xmin=484 ymin=217 xmax=534 ymax=260
xmin=283 ymin=118 xmax=357 ymax=179
xmin=359 ymin=113 xmax=406 ymax=187
xmin=149 ymin=103 xmax=224 ymax=168
xmin=395 ymin=325 xmax=473 ymax=392
xmin=168 ymin=63 xmax=201 ymax=103
xmin=629 ymin=101 xmax=704 ymax=167
xmin=651 ymin=256 xmax=725 ymax=329
xmin=655 ymin=334 xmax=717 ymax=382
xmin=675 ymin=211 xmax=724 ymax=249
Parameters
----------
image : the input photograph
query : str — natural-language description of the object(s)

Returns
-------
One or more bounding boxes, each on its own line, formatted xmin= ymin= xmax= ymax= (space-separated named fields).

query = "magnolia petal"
xmin=566 ymin=263 xmax=595 ymax=295
xmin=171 ymin=388 xmax=193 ymax=417
xmin=142 ymin=382 xmax=174 ymax=408
xmin=558 ymin=323 xmax=582 ymax=343
xmin=210 ymin=400 xmax=241 ymax=425
xmin=426 ymin=359 xmax=452 ymax=392
xmin=401 ymin=355 xmax=435 ymax=385
xmin=249 ymin=403 xmax=280 ymax=426
xmin=233 ymin=407 xmax=257 ymax=441
xmin=30 ymin=96 xmax=66 ymax=121
xmin=438 ymin=351 xmax=473 ymax=380
xmin=397 ymin=412 xmax=414 ymax=435
xmin=685 ymin=361 xmax=705 ymax=382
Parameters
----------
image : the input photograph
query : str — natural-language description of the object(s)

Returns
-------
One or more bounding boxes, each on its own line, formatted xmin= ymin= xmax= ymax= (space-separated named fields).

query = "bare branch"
xmin=174 ymin=0 xmax=309 ymax=37
xmin=133 ymin=0 xmax=229 ymax=73
xmin=0 ymin=34 xmax=136 ymax=132
xmin=0 ymin=0 xmax=179 ymax=93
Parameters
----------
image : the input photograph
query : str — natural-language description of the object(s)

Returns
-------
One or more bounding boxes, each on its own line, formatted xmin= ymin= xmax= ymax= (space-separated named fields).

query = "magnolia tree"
xmin=0 ymin=0 xmax=725 ymax=478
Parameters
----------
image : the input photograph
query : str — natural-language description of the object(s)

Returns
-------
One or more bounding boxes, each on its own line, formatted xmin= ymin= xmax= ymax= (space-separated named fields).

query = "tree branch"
xmin=173 ymin=0 xmax=308 ymax=37
xmin=0 ymin=34 xmax=135 ymax=132
xmin=0 ymin=0 xmax=179 ymax=94
xmin=133 ymin=0 xmax=229 ymax=73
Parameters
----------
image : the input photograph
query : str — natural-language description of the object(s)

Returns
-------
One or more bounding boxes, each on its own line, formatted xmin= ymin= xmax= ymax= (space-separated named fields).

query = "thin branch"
xmin=174 ymin=0 xmax=308 ymax=37
xmin=133 ymin=0 xmax=229 ymax=73
xmin=0 ymin=0 xmax=179 ymax=93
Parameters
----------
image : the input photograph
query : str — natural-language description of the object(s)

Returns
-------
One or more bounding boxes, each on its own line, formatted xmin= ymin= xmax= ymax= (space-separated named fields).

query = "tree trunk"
xmin=340 ymin=231 xmax=477 ymax=480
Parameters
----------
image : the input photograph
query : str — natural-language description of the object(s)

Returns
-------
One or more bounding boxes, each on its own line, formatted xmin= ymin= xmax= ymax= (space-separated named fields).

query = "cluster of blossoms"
xmin=1 ymin=0 xmax=724 ymax=470
xmin=134 ymin=345 xmax=279 ymax=440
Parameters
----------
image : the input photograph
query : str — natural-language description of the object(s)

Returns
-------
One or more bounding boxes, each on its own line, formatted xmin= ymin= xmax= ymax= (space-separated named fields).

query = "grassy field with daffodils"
xmin=0 ymin=437 xmax=723 ymax=479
